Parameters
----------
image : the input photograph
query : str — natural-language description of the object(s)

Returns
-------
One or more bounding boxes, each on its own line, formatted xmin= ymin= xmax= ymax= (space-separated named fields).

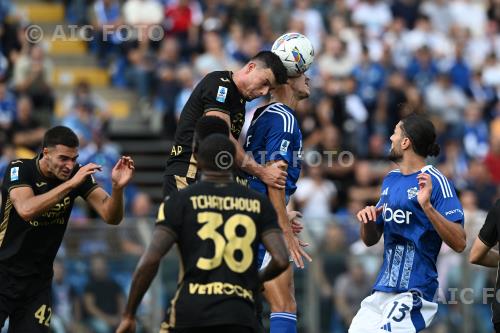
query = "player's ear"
xmin=246 ymin=62 xmax=256 ymax=73
xmin=42 ymin=147 xmax=49 ymax=157
xmin=401 ymin=137 xmax=411 ymax=150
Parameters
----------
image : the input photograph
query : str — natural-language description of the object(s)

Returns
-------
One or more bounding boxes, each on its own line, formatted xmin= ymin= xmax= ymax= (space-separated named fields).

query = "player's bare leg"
xmin=263 ymin=266 xmax=296 ymax=333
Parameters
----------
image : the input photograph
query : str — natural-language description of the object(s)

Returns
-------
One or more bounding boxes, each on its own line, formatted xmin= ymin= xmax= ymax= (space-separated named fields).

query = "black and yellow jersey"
xmin=157 ymin=180 xmax=280 ymax=331
xmin=164 ymin=71 xmax=246 ymax=178
xmin=0 ymin=155 xmax=99 ymax=277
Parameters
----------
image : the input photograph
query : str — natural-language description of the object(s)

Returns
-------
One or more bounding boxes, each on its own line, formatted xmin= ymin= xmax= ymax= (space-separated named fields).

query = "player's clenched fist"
xmin=356 ymin=205 xmax=383 ymax=224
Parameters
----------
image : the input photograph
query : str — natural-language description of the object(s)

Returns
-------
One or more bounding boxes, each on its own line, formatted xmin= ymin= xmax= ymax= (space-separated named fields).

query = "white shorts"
xmin=349 ymin=291 xmax=438 ymax=333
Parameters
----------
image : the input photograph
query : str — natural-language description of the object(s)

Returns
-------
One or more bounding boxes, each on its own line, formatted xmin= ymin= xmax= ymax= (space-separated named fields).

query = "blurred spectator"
xmin=391 ymin=0 xmax=420 ymax=29
xmin=123 ymin=0 xmax=163 ymax=27
xmin=174 ymin=65 xmax=194 ymax=121
xmin=0 ymin=80 xmax=15 ymax=130
xmin=347 ymin=160 xmax=381 ymax=205
xmin=484 ymin=119 xmax=500 ymax=185
xmin=463 ymin=102 xmax=489 ymax=160
xmin=194 ymin=30 xmax=238 ymax=78
xmin=376 ymin=72 xmax=408 ymax=135
xmin=448 ymin=42 xmax=471 ymax=92
xmin=154 ymin=37 xmax=182 ymax=134
xmin=333 ymin=257 xmax=372 ymax=332
xmin=405 ymin=46 xmax=439 ymax=92
xmin=424 ymin=72 xmax=468 ymax=132
xmin=164 ymin=0 xmax=202 ymax=51
xmin=262 ymin=0 xmax=291 ymax=40
xmin=83 ymin=254 xmax=125 ymax=333
xmin=62 ymin=102 xmax=102 ymax=147
xmin=352 ymin=0 xmax=392 ymax=38
xmin=312 ymin=224 xmax=348 ymax=333
xmin=291 ymin=0 xmax=325 ymax=52
xmin=61 ymin=80 xmax=110 ymax=127
xmin=294 ymin=165 xmax=337 ymax=240
xmin=12 ymin=45 xmax=54 ymax=112
xmin=90 ymin=0 xmax=123 ymax=68
xmin=6 ymin=95 xmax=45 ymax=154
xmin=467 ymin=71 xmax=497 ymax=116
xmin=449 ymin=0 xmax=487 ymax=37
xmin=318 ymin=36 xmax=355 ymax=79
xmin=352 ymin=45 xmax=386 ymax=113
xmin=51 ymin=259 xmax=83 ymax=333
xmin=466 ymin=159 xmax=497 ymax=210
xmin=420 ymin=0 xmax=452 ymax=34
xmin=438 ymin=139 xmax=469 ymax=190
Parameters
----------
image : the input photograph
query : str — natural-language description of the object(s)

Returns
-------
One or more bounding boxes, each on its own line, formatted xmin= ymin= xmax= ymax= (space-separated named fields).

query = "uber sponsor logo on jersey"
xmin=10 ymin=167 xmax=19 ymax=181
xmin=216 ymin=86 xmax=228 ymax=103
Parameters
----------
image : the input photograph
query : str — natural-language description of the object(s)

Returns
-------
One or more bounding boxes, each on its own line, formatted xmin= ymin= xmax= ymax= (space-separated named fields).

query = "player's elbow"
xmin=452 ymin=239 xmax=466 ymax=253
xmin=469 ymin=252 xmax=480 ymax=265
xmin=274 ymin=253 xmax=290 ymax=273
xmin=16 ymin=206 xmax=36 ymax=221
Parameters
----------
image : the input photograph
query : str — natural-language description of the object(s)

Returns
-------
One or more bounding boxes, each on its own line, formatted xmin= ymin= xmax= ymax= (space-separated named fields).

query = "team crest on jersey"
xmin=216 ymin=86 xmax=228 ymax=103
xmin=10 ymin=167 xmax=19 ymax=181
xmin=280 ymin=139 xmax=290 ymax=153
xmin=407 ymin=187 xmax=418 ymax=200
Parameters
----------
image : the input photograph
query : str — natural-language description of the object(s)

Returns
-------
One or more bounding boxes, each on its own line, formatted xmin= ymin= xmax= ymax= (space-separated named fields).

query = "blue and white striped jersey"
xmin=244 ymin=102 xmax=302 ymax=198
xmin=373 ymin=165 xmax=464 ymax=301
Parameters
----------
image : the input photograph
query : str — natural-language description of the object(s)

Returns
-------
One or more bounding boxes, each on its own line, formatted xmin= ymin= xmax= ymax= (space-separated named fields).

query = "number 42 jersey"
xmin=373 ymin=166 xmax=464 ymax=302
xmin=157 ymin=180 xmax=280 ymax=331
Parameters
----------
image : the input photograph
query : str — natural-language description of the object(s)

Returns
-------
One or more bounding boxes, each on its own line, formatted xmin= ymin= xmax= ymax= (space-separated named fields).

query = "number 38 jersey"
xmin=156 ymin=180 xmax=280 ymax=330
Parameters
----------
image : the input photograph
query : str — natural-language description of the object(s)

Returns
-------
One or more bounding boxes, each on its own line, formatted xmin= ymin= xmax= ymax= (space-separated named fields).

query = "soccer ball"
xmin=271 ymin=32 xmax=315 ymax=77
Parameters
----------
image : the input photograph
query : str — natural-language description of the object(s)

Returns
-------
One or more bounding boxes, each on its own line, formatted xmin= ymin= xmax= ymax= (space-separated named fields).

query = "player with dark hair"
xmin=162 ymin=51 xmax=288 ymax=200
xmin=192 ymin=115 xmax=230 ymax=155
xmin=0 ymin=125 xmax=135 ymax=331
xmin=349 ymin=114 xmax=466 ymax=332
xmin=117 ymin=134 xmax=290 ymax=333
xmin=244 ymin=73 xmax=312 ymax=333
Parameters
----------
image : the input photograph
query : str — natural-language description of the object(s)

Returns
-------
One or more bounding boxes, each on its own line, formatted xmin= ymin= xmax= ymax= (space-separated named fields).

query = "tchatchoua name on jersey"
xmin=189 ymin=282 xmax=253 ymax=301
xmin=189 ymin=195 xmax=261 ymax=213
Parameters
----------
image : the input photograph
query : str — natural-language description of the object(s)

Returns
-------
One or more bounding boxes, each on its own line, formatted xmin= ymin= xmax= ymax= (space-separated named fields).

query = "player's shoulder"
xmin=255 ymin=102 xmax=296 ymax=132
xmin=202 ymin=71 xmax=234 ymax=86
xmin=421 ymin=165 xmax=455 ymax=198
xmin=384 ymin=168 xmax=401 ymax=178
xmin=8 ymin=157 xmax=35 ymax=171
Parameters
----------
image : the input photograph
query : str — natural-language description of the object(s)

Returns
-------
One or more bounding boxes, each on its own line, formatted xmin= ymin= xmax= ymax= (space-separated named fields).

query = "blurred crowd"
xmin=1 ymin=0 xmax=500 ymax=332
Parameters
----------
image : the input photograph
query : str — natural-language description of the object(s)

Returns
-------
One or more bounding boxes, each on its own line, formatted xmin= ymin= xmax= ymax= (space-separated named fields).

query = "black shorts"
xmin=166 ymin=325 xmax=255 ymax=333
xmin=0 ymin=271 xmax=52 ymax=333
xmin=162 ymin=174 xmax=196 ymax=199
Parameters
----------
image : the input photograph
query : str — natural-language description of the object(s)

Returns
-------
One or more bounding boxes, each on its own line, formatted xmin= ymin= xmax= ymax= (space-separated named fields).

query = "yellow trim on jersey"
xmin=174 ymin=175 xmax=189 ymax=190
xmin=0 ymin=198 xmax=13 ymax=246
xmin=186 ymin=155 xmax=197 ymax=180
xmin=156 ymin=202 xmax=165 ymax=223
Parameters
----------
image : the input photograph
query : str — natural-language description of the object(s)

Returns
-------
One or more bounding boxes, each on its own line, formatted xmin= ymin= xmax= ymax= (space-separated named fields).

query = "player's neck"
xmin=398 ymin=153 xmax=426 ymax=175
xmin=38 ymin=157 xmax=54 ymax=179
xmin=270 ymin=93 xmax=298 ymax=110
xmin=200 ymin=171 xmax=234 ymax=183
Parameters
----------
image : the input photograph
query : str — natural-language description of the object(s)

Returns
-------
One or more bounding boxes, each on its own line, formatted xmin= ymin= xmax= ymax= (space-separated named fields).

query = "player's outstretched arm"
xmin=10 ymin=163 xmax=102 ymax=221
xmin=259 ymin=230 xmax=290 ymax=283
xmin=87 ymin=156 xmax=135 ymax=225
xmin=117 ymin=226 xmax=175 ymax=333
xmin=356 ymin=205 xmax=384 ymax=247
xmin=469 ymin=237 xmax=500 ymax=267
xmin=417 ymin=173 xmax=466 ymax=253
xmin=267 ymin=160 xmax=311 ymax=268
